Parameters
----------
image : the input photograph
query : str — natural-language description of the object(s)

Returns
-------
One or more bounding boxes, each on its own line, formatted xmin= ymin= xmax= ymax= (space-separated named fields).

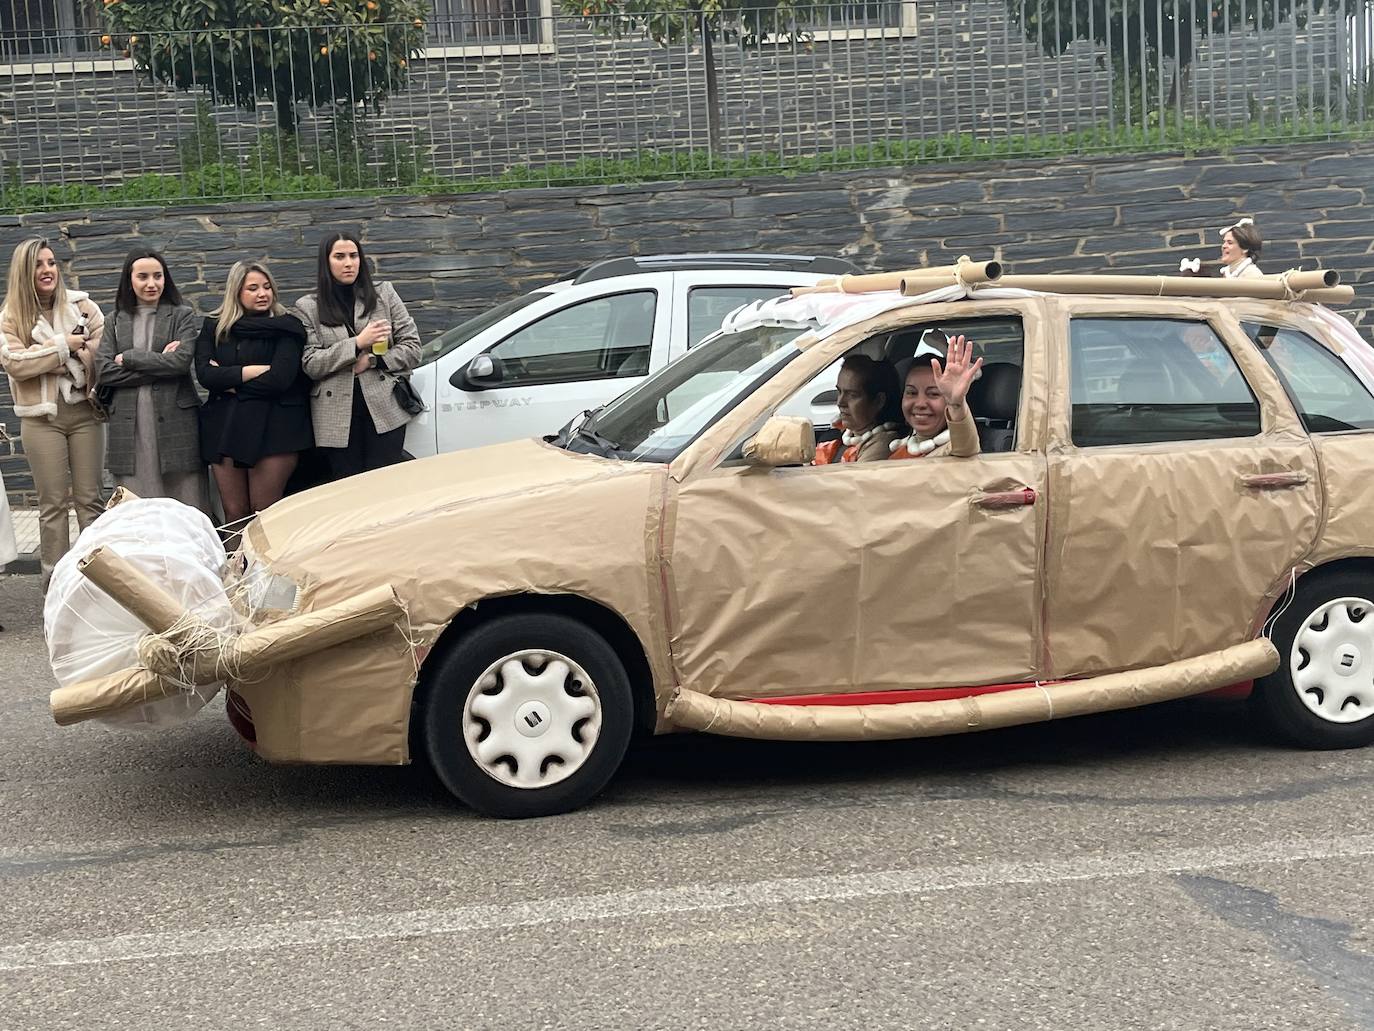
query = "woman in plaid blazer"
xmin=294 ymin=233 xmax=423 ymax=479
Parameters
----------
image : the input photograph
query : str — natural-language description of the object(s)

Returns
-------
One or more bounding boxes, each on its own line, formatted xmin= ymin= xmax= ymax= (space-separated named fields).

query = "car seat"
xmin=968 ymin=362 xmax=1020 ymax=452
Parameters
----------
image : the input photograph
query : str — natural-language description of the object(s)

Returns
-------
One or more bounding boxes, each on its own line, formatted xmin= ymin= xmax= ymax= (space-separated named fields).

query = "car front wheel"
xmin=1253 ymin=570 xmax=1374 ymax=749
xmin=421 ymin=613 xmax=634 ymax=818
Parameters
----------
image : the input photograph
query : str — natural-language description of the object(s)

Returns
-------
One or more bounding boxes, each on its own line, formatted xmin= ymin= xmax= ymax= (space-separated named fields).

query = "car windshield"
xmin=417 ymin=291 xmax=552 ymax=366
xmin=571 ymin=324 xmax=808 ymax=463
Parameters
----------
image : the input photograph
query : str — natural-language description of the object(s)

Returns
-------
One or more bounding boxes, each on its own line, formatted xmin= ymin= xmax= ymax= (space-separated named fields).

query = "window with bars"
xmin=426 ymin=0 xmax=540 ymax=45
xmin=0 ymin=0 xmax=103 ymax=58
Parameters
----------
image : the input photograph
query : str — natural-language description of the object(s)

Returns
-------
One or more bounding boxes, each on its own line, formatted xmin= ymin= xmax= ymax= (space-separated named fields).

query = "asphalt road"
xmin=1 ymin=570 xmax=1373 ymax=1031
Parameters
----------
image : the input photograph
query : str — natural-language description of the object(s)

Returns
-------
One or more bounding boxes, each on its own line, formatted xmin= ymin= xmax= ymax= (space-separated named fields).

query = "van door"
xmin=436 ymin=285 xmax=671 ymax=454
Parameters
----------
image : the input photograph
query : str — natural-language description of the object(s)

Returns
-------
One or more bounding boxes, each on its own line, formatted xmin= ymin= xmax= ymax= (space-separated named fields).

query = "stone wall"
xmin=0 ymin=0 xmax=1354 ymax=187
xmin=3 ymin=137 xmax=1374 ymax=505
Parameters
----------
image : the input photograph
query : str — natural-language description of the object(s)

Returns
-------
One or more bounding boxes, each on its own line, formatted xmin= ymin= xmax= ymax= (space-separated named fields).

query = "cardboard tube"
xmin=665 ymin=638 xmax=1277 ymax=741
xmin=993 ymin=269 xmax=1344 ymax=301
xmin=136 ymin=585 xmax=405 ymax=683
xmin=104 ymin=486 xmax=140 ymax=510
xmin=791 ymin=257 xmax=1002 ymax=297
xmin=50 ymin=667 xmax=182 ymax=727
xmin=77 ymin=545 xmax=187 ymax=634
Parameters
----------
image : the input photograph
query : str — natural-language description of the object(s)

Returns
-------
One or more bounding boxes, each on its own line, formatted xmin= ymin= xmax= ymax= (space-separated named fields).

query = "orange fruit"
xmin=319 ymin=44 xmax=329 ymax=54
xmin=128 ymin=34 xmax=138 ymax=44
xmin=368 ymin=49 xmax=377 ymax=59
xmin=100 ymin=33 xmax=110 ymax=44
xmin=397 ymin=57 xmax=406 ymax=66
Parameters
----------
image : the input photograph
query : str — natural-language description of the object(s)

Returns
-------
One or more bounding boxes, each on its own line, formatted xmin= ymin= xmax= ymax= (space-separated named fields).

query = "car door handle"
xmin=972 ymin=487 xmax=1038 ymax=509
xmin=1241 ymin=472 xmax=1309 ymax=491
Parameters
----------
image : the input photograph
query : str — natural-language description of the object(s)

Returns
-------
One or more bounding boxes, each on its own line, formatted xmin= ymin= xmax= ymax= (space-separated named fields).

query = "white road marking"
xmin=5 ymin=833 xmax=1374 ymax=971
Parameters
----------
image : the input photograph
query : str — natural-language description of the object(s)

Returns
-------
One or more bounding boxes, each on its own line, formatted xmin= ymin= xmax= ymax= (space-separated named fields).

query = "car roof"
xmin=564 ymin=253 xmax=865 ymax=284
xmin=715 ymin=270 xmax=1356 ymax=348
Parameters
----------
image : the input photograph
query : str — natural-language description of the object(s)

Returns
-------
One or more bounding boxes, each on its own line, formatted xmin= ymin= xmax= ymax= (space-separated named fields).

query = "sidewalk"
xmin=5 ymin=507 xmax=64 ymax=575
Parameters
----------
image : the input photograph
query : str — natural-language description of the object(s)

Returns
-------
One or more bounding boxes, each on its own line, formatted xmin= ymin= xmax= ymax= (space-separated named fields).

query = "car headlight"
xmin=227 ymin=543 xmax=299 ymax=619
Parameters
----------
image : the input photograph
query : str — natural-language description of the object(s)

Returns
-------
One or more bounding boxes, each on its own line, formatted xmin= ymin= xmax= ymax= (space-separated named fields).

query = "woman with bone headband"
xmin=812 ymin=355 xmax=904 ymax=465
xmin=889 ymin=330 xmax=983 ymax=460
xmin=1218 ymin=217 xmax=1264 ymax=279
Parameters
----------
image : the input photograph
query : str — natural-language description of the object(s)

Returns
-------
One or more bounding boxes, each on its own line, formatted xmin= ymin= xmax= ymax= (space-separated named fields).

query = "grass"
xmin=3 ymin=114 xmax=1372 ymax=215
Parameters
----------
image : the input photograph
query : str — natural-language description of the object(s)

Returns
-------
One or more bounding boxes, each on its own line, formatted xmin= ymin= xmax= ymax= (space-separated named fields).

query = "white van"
xmin=403 ymin=254 xmax=860 ymax=459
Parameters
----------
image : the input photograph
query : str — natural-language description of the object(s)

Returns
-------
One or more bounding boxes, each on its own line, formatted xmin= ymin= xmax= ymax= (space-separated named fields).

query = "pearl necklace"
xmin=841 ymin=422 xmax=900 ymax=447
xmin=889 ymin=428 xmax=951 ymax=456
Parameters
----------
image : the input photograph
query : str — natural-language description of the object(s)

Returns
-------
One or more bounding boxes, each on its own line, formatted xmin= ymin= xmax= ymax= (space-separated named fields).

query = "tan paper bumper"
xmin=665 ymin=638 xmax=1278 ymax=741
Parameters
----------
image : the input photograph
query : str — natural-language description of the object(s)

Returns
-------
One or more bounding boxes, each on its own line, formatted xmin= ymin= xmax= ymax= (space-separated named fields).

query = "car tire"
xmin=1252 ymin=570 xmax=1374 ymax=749
xmin=421 ymin=613 xmax=634 ymax=818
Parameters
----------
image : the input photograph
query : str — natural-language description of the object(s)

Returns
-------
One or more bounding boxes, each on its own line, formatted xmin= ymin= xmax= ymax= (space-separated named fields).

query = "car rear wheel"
xmin=421 ymin=613 xmax=634 ymax=818
xmin=1253 ymin=570 xmax=1374 ymax=749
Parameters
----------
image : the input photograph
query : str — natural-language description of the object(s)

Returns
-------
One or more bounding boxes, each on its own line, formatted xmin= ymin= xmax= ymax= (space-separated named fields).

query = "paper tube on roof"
xmin=991 ymin=269 xmax=1348 ymax=302
xmin=791 ymin=257 xmax=1002 ymax=297
xmin=664 ymin=638 xmax=1278 ymax=741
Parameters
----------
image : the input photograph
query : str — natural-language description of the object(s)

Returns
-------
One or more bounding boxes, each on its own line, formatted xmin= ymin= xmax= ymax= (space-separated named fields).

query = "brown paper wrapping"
xmin=792 ymin=257 xmax=1002 ymax=297
xmin=742 ymin=416 xmax=815 ymax=466
xmin=50 ymin=668 xmax=182 ymax=727
xmin=77 ymin=545 xmax=188 ymax=635
xmin=665 ymin=638 xmax=1277 ymax=740
xmin=994 ymin=269 xmax=1348 ymax=303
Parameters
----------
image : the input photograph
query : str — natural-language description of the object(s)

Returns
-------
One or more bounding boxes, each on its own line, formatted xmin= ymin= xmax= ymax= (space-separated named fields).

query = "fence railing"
xmin=0 ymin=0 xmax=1372 ymax=210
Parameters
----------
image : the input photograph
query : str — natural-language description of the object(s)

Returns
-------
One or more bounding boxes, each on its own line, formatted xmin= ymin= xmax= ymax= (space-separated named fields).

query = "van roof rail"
xmin=569 ymin=253 xmax=864 ymax=284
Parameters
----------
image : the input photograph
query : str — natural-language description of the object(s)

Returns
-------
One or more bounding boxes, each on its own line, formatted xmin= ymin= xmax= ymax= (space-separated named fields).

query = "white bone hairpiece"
xmin=1219 ymin=216 xmax=1255 ymax=238
xmin=1179 ymin=257 xmax=1202 ymax=274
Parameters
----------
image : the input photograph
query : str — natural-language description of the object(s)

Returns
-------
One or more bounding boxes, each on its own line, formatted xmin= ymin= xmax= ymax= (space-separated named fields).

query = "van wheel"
xmin=1253 ymin=571 xmax=1374 ymax=749
xmin=422 ymin=613 xmax=633 ymax=818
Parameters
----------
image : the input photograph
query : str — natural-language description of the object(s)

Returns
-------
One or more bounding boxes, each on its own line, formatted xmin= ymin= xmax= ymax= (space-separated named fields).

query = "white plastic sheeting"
xmin=43 ymin=498 xmax=235 ymax=729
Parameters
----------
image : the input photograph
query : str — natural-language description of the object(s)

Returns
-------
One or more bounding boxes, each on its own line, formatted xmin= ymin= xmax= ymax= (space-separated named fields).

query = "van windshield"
xmin=418 ymin=292 xmax=551 ymax=366
xmin=563 ymin=324 xmax=807 ymax=463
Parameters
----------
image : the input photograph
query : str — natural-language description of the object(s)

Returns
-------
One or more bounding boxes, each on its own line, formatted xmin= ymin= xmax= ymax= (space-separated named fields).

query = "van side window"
xmin=1244 ymin=322 xmax=1374 ymax=433
xmin=487 ymin=291 xmax=656 ymax=386
xmin=1070 ymin=318 xmax=1261 ymax=447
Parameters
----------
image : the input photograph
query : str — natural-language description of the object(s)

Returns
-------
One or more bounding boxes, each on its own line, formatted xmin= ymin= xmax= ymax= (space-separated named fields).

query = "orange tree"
xmin=100 ymin=0 xmax=429 ymax=131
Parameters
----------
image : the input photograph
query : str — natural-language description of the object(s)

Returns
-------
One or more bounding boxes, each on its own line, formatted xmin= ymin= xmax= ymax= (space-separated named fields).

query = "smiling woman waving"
xmin=194 ymin=260 xmax=313 ymax=528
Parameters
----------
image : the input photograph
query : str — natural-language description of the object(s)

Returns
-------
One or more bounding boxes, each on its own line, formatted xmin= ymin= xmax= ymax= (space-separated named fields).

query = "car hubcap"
xmin=1290 ymin=596 xmax=1374 ymax=724
xmin=462 ymin=649 xmax=602 ymax=789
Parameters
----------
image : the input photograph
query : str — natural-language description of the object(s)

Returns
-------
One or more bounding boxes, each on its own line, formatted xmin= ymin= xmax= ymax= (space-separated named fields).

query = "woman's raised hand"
xmin=930 ymin=334 xmax=983 ymax=409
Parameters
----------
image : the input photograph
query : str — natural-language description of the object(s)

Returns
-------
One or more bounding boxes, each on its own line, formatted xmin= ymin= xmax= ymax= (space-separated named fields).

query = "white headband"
xmin=1219 ymin=216 xmax=1254 ymax=238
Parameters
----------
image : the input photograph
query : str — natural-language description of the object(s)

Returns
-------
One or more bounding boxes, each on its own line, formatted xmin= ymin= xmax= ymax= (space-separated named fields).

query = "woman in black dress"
xmin=194 ymin=260 xmax=313 ymax=526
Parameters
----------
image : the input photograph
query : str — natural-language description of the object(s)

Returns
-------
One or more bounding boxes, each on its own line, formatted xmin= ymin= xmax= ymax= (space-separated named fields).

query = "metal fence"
xmin=1 ymin=0 xmax=1372 ymax=208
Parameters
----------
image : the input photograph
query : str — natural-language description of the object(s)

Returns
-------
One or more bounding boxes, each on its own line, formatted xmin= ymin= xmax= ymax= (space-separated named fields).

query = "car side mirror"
xmin=743 ymin=416 xmax=816 ymax=468
xmin=452 ymin=353 xmax=504 ymax=390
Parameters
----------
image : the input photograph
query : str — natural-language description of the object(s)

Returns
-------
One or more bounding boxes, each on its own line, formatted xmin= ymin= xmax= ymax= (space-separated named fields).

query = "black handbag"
xmin=390 ymin=374 xmax=425 ymax=416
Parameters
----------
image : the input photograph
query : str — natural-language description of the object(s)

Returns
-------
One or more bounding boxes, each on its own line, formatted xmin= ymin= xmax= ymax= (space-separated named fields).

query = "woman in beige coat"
xmin=0 ymin=238 xmax=105 ymax=588
xmin=294 ymin=233 xmax=423 ymax=479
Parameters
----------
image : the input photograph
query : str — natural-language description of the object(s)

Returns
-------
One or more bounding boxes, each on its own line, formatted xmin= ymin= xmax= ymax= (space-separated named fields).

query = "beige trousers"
xmin=21 ymin=398 xmax=105 ymax=588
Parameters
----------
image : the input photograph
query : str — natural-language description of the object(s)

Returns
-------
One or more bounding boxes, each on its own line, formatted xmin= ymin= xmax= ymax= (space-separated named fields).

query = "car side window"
xmin=688 ymin=287 xmax=789 ymax=349
xmin=1070 ymin=318 xmax=1261 ymax=447
xmin=1244 ymin=322 xmax=1374 ymax=433
xmin=487 ymin=291 xmax=656 ymax=386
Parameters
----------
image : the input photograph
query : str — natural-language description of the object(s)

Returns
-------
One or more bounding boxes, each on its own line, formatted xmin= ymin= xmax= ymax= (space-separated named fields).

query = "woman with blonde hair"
xmin=194 ymin=260 xmax=313 ymax=527
xmin=0 ymin=238 xmax=105 ymax=588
